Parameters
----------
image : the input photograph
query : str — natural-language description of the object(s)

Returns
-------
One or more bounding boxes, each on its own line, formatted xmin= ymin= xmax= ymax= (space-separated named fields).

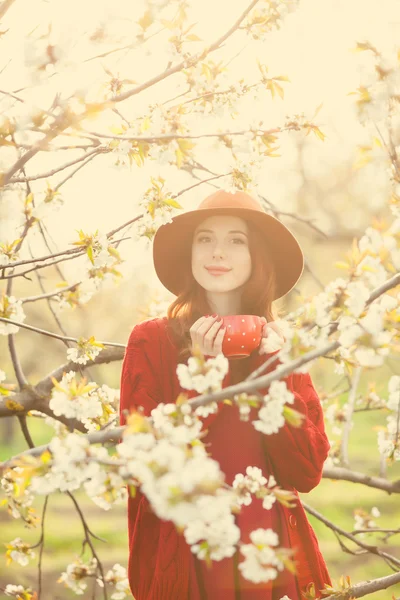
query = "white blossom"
xmin=58 ymin=557 xmax=98 ymax=595
xmin=371 ymin=506 xmax=380 ymax=518
xmin=177 ymin=353 xmax=229 ymax=394
xmin=0 ymin=295 xmax=26 ymax=335
xmin=238 ymin=528 xmax=284 ymax=583
xmin=49 ymin=371 xmax=103 ymax=424
xmin=66 ymin=343 xmax=102 ymax=365
xmin=253 ymin=381 xmax=294 ymax=435
xmin=96 ymin=563 xmax=130 ymax=599
xmin=6 ymin=537 xmax=35 ymax=566
xmin=4 ymin=585 xmax=33 ymax=597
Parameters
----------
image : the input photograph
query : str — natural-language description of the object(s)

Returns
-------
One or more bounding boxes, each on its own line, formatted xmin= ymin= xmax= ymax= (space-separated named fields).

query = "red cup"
xmin=220 ymin=315 xmax=264 ymax=359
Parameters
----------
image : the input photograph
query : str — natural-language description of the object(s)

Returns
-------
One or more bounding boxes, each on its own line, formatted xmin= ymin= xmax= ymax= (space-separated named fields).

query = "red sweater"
xmin=119 ymin=317 xmax=332 ymax=599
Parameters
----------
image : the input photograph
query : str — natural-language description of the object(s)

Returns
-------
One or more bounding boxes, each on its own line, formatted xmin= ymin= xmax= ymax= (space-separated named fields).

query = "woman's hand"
xmin=258 ymin=317 xmax=286 ymax=355
xmin=189 ymin=315 xmax=226 ymax=358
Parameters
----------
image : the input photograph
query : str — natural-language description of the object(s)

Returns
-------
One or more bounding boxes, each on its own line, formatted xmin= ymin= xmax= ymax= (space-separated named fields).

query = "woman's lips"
xmin=206 ymin=269 xmax=230 ymax=276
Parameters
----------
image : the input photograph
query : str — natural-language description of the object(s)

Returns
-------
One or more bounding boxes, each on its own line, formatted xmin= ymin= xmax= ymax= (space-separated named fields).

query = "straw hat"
xmin=152 ymin=190 xmax=304 ymax=300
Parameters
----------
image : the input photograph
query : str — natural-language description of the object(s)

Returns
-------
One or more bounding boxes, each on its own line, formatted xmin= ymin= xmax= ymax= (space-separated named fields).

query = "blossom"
xmin=253 ymin=381 xmax=294 ymax=435
xmin=151 ymin=402 xmax=203 ymax=445
xmin=4 ymin=584 xmax=35 ymax=597
xmin=238 ymin=528 xmax=284 ymax=583
xmin=344 ymin=281 xmax=371 ymax=317
xmin=58 ymin=557 xmax=98 ymax=595
xmin=387 ymin=375 xmax=400 ymax=411
xmin=96 ymin=563 xmax=130 ymax=599
xmin=177 ymin=353 xmax=229 ymax=394
xmin=0 ymin=294 xmax=26 ymax=335
xmin=49 ymin=371 xmax=103 ymax=424
xmin=184 ymin=494 xmax=240 ymax=560
xmin=194 ymin=401 xmax=218 ymax=417
xmin=66 ymin=339 xmax=103 ymax=365
xmin=262 ymin=494 xmax=277 ymax=510
xmin=5 ymin=537 xmax=35 ymax=566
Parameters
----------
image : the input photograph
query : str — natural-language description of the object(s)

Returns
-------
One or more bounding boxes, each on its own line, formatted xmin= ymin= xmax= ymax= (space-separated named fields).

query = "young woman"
xmin=119 ymin=190 xmax=332 ymax=599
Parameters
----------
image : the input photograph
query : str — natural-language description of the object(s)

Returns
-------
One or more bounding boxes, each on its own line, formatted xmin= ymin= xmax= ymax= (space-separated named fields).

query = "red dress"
xmin=119 ymin=317 xmax=332 ymax=600
xmin=194 ymin=399 xmax=301 ymax=600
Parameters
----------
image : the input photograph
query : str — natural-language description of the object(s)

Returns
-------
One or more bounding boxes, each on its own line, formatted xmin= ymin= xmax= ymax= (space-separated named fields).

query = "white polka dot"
xmin=241 ymin=345 xmax=244 ymax=348
xmin=253 ymin=338 xmax=256 ymax=341
xmin=228 ymin=338 xmax=231 ymax=341
xmin=242 ymin=319 xmax=245 ymax=322
xmin=242 ymin=332 xmax=245 ymax=335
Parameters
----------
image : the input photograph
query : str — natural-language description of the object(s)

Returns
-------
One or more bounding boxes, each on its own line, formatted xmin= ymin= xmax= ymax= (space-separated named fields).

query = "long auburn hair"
xmin=165 ymin=218 xmax=286 ymax=382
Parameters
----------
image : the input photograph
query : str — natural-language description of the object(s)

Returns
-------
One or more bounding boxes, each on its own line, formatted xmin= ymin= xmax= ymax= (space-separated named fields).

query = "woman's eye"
xmin=197 ymin=236 xmax=245 ymax=244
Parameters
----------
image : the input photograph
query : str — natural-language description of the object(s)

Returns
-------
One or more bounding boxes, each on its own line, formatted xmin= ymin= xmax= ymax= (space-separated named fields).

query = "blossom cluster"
xmin=280 ymin=208 xmax=400 ymax=374
xmin=0 ymin=294 xmax=26 ymax=336
xmin=176 ymin=352 xmax=229 ymax=394
xmin=353 ymin=506 xmax=381 ymax=539
xmin=134 ymin=175 xmax=178 ymax=241
xmin=66 ymin=336 xmax=104 ymax=365
xmin=239 ymin=528 xmax=289 ymax=584
xmin=49 ymin=370 xmax=118 ymax=432
xmin=243 ymin=0 xmax=299 ymax=42
xmin=252 ymin=380 xmax=295 ymax=436
xmin=56 ymin=556 xmax=130 ymax=598
xmin=117 ymin=400 xmax=295 ymax=578
xmin=233 ymin=466 xmax=278 ymax=510
xmin=4 ymin=537 xmax=35 ymax=567
xmin=117 ymin=406 xmax=241 ymax=561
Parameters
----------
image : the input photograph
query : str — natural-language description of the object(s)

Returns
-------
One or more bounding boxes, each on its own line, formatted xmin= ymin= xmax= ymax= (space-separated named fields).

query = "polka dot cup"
xmin=220 ymin=315 xmax=264 ymax=359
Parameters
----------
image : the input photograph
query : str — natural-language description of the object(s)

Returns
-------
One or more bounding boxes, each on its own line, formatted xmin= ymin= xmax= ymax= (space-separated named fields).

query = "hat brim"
xmin=152 ymin=207 xmax=304 ymax=300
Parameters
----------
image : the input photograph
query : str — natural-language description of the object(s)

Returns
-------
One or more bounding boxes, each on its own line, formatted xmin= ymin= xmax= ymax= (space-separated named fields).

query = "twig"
xmin=8 ymin=147 xmax=109 ymax=183
xmin=303 ymin=501 xmax=400 ymax=569
xmin=0 ymin=317 xmax=125 ymax=348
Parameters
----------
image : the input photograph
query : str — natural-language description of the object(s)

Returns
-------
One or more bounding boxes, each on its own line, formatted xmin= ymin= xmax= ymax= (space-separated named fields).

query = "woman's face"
xmin=191 ymin=215 xmax=252 ymax=294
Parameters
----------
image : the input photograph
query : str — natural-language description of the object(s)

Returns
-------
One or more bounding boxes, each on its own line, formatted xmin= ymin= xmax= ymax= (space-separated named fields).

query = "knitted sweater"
xmin=119 ymin=317 xmax=332 ymax=599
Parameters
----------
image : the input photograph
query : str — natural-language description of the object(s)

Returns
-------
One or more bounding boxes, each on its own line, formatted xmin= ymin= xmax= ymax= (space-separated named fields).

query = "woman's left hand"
xmin=258 ymin=317 xmax=286 ymax=355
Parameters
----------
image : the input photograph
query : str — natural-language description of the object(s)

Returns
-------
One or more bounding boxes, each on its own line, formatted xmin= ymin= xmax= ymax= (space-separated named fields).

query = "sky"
xmin=0 ymin=0 xmax=399 ymax=301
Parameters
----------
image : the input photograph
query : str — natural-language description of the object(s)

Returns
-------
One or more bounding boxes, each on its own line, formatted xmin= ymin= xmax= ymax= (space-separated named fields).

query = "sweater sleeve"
xmin=119 ymin=321 xmax=193 ymax=600
xmin=260 ymin=371 xmax=331 ymax=493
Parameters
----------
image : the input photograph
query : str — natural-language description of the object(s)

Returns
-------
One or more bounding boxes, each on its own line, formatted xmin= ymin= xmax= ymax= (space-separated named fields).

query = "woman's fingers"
xmin=214 ymin=325 xmax=226 ymax=355
xmin=204 ymin=320 xmax=223 ymax=354
xmin=189 ymin=315 xmax=224 ymax=357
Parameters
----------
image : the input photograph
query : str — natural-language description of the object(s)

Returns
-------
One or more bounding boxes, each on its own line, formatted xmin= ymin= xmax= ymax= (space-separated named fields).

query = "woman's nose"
xmin=213 ymin=248 xmax=224 ymax=258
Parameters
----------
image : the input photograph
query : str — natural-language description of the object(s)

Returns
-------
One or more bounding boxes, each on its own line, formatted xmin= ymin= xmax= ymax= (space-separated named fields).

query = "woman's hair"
xmin=165 ymin=218 xmax=286 ymax=378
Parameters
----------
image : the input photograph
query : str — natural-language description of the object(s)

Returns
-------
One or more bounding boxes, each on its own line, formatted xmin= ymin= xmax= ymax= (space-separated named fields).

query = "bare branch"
xmin=303 ymin=502 xmax=400 ymax=598
xmin=0 ymin=0 xmax=16 ymax=19
xmin=303 ymin=501 xmax=400 ymax=569
xmin=21 ymin=283 xmax=81 ymax=304
xmin=0 ymin=316 xmax=125 ymax=348
xmin=8 ymin=147 xmax=110 ymax=183
xmin=322 ymin=466 xmax=400 ymax=494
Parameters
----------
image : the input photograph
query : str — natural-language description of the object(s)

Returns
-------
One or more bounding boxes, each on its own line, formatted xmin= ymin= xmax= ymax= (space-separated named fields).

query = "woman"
xmin=119 ymin=190 xmax=332 ymax=599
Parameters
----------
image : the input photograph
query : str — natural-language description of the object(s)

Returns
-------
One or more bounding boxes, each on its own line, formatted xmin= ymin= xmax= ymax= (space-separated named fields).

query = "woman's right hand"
xmin=189 ymin=315 xmax=227 ymax=358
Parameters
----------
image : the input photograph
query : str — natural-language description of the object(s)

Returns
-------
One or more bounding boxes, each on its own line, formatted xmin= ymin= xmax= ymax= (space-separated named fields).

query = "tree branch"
xmin=322 ymin=466 xmax=400 ymax=494
xmin=8 ymin=147 xmax=110 ymax=184
xmin=108 ymin=0 xmax=260 ymax=105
